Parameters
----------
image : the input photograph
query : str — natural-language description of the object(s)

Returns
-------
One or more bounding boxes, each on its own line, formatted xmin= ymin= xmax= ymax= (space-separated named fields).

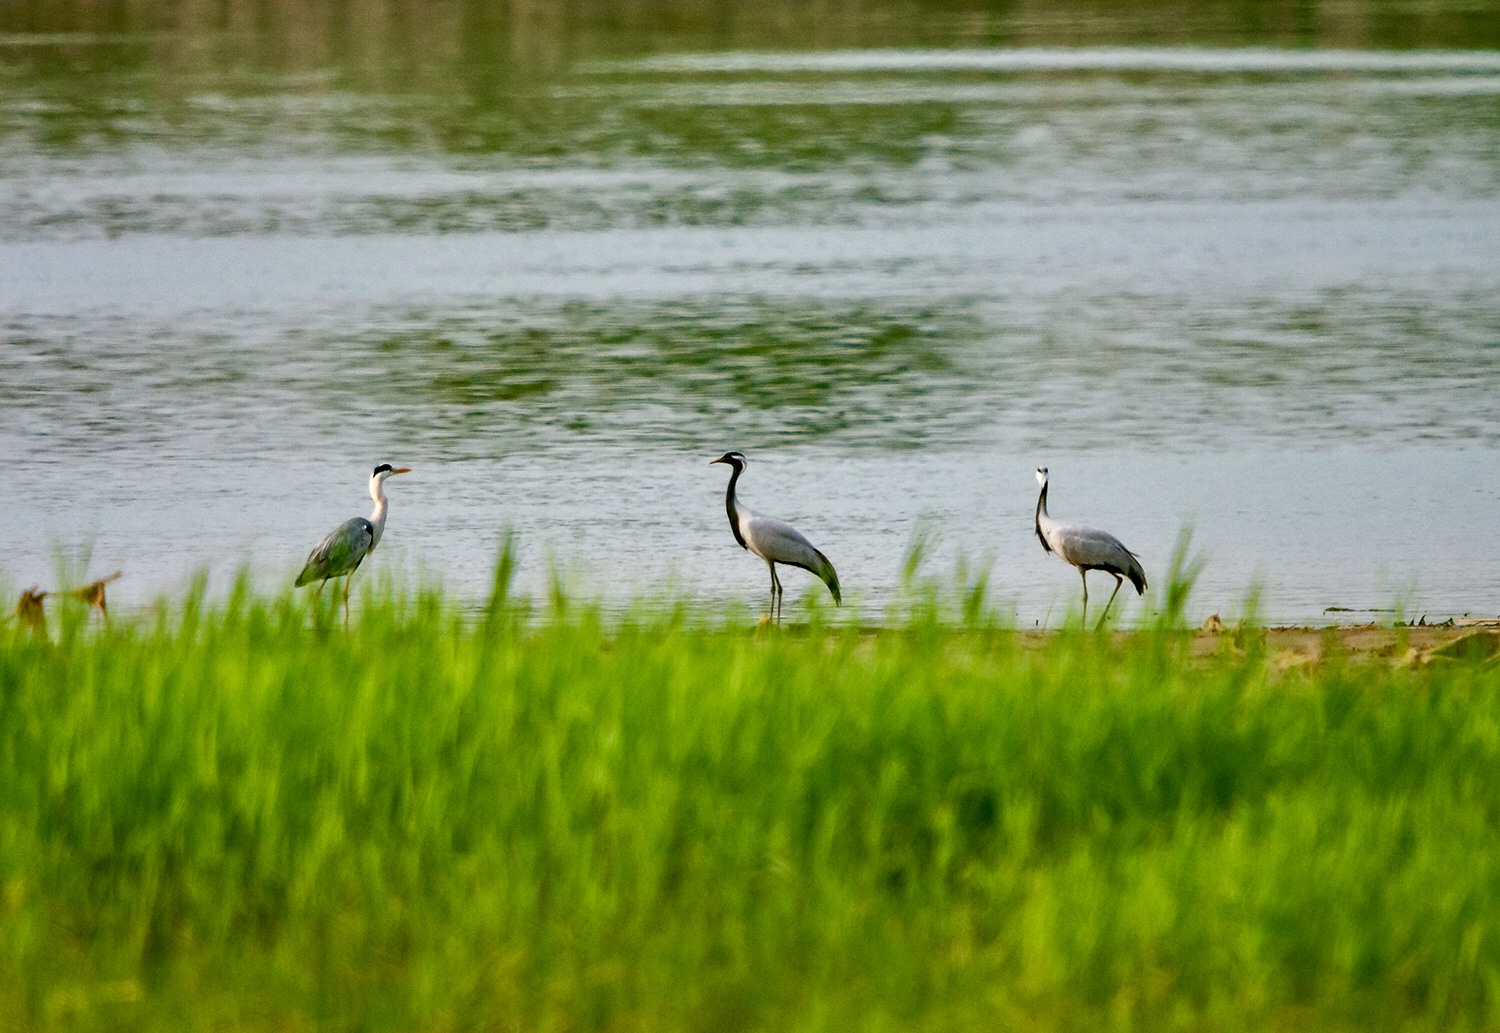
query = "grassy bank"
xmin=1 ymin=567 xmax=1498 ymax=1032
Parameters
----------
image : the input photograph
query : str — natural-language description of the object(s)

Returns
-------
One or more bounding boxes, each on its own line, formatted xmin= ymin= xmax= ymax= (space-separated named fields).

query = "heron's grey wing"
xmin=742 ymin=511 xmax=842 ymax=604
xmin=296 ymin=517 xmax=374 ymax=586
xmin=1056 ymin=524 xmax=1147 ymax=593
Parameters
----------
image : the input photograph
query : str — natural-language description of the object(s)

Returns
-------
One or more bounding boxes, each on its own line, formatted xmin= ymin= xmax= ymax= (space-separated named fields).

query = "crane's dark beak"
xmin=391 ymin=467 xmax=412 ymax=475
xmin=709 ymin=456 xmax=727 ymax=466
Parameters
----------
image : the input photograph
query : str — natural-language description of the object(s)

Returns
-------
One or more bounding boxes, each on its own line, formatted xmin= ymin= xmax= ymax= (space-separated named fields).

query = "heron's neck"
xmin=368 ymin=478 xmax=390 ymax=551
xmin=725 ymin=464 xmax=747 ymax=549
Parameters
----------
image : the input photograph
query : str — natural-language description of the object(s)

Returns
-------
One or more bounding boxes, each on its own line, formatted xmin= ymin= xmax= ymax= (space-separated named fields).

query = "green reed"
xmin=1 ymin=557 xmax=1497 ymax=1032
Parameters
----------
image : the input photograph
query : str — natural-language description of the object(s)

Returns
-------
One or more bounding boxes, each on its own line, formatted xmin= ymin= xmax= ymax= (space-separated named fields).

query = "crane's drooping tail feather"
xmin=810 ymin=548 xmax=842 ymax=606
xmin=1127 ymin=555 xmax=1147 ymax=595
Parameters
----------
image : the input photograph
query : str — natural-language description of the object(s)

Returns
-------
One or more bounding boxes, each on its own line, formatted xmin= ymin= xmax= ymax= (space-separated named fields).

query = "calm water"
xmin=3 ymin=2 xmax=1499 ymax=624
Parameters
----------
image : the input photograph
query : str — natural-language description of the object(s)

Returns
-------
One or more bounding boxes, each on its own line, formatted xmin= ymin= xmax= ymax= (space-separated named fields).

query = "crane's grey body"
xmin=296 ymin=463 xmax=410 ymax=622
xmin=1034 ymin=466 xmax=1146 ymax=625
xmin=711 ymin=451 xmax=841 ymax=621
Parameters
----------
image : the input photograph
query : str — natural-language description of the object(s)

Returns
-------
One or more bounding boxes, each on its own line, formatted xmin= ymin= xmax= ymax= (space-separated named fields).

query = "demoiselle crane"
xmin=710 ymin=451 xmax=841 ymax=622
xmin=296 ymin=463 xmax=410 ymax=623
xmin=1034 ymin=466 xmax=1146 ymax=626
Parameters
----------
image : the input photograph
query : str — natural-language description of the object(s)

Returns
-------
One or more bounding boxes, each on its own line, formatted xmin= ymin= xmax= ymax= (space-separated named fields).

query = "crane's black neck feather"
xmin=724 ymin=461 xmax=747 ymax=550
xmin=1035 ymin=482 xmax=1052 ymax=553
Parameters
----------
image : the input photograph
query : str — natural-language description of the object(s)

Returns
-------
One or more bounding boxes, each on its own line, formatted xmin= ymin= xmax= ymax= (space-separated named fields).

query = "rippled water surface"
xmin=3 ymin=2 xmax=1499 ymax=622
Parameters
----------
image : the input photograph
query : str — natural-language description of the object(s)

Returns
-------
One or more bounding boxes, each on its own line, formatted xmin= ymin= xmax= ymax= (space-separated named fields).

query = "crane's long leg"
xmin=1098 ymin=574 xmax=1125 ymax=629
xmin=1079 ymin=568 xmax=1089 ymax=625
xmin=342 ymin=572 xmax=354 ymax=627
xmin=772 ymin=564 xmax=784 ymax=624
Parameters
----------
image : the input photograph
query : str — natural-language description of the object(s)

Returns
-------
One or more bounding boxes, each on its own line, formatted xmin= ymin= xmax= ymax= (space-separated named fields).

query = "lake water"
xmin=3 ymin=2 xmax=1499 ymax=624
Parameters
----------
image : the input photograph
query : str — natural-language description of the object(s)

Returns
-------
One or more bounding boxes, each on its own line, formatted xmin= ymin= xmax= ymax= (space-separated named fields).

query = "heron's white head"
xmin=1035 ymin=466 xmax=1049 ymax=488
xmin=369 ymin=463 xmax=411 ymax=498
xmin=710 ymin=451 xmax=747 ymax=470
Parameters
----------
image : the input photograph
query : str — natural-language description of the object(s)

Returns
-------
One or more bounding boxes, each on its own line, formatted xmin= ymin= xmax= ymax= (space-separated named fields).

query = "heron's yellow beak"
xmin=392 ymin=467 xmax=412 ymax=475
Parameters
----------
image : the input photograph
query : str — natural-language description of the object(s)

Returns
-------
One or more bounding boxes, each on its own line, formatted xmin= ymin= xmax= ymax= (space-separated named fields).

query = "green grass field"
xmin=2 ymin=558 xmax=1499 ymax=1032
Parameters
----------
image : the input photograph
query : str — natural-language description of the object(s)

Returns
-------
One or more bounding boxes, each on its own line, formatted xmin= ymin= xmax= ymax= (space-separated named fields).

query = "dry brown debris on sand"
xmin=9 ymin=572 xmax=124 ymax=634
xmin=1195 ymin=617 xmax=1500 ymax=669
xmin=69 ymin=570 xmax=122 ymax=618
xmin=13 ymin=587 xmax=49 ymax=635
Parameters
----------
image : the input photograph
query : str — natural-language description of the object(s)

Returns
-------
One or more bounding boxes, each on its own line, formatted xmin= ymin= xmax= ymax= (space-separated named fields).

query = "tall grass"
xmin=1 ymin=559 xmax=1498 ymax=1031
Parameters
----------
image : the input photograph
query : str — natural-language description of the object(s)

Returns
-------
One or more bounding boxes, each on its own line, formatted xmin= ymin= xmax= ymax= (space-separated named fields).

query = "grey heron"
xmin=296 ymin=463 xmax=411 ymax=623
xmin=1034 ymin=466 xmax=1146 ymax=626
xmin=711 ymin=451 xmax=841 ymax=622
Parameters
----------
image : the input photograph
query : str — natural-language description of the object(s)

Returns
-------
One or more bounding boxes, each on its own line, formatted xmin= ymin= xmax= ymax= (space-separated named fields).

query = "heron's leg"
xmin=342 ymin=572 xmax=354 ymax=627
xmin=771 ymin=564 xmax=784 ymax=623
xmin=1079 ymin=568 xmax=1089 ymax=625
xmin=1098 ymin=574 xmax=1124 ymax=630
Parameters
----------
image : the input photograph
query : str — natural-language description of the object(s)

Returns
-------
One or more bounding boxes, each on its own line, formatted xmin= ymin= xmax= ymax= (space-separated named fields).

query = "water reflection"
xmin=3 ymin=72 xmax=1498 ymax=239
xmin=3 ymin=1 xmax=1500 ymax=159
xmin=6 ymin=280 xmax=1497 ymax=460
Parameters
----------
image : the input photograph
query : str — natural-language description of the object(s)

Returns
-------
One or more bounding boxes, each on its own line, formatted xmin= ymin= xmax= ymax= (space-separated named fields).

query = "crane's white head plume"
xmin=1035 ymin=466 xmax=1049 ymax=488
xmin=710 ymin=451 xmax=747 ymax=469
